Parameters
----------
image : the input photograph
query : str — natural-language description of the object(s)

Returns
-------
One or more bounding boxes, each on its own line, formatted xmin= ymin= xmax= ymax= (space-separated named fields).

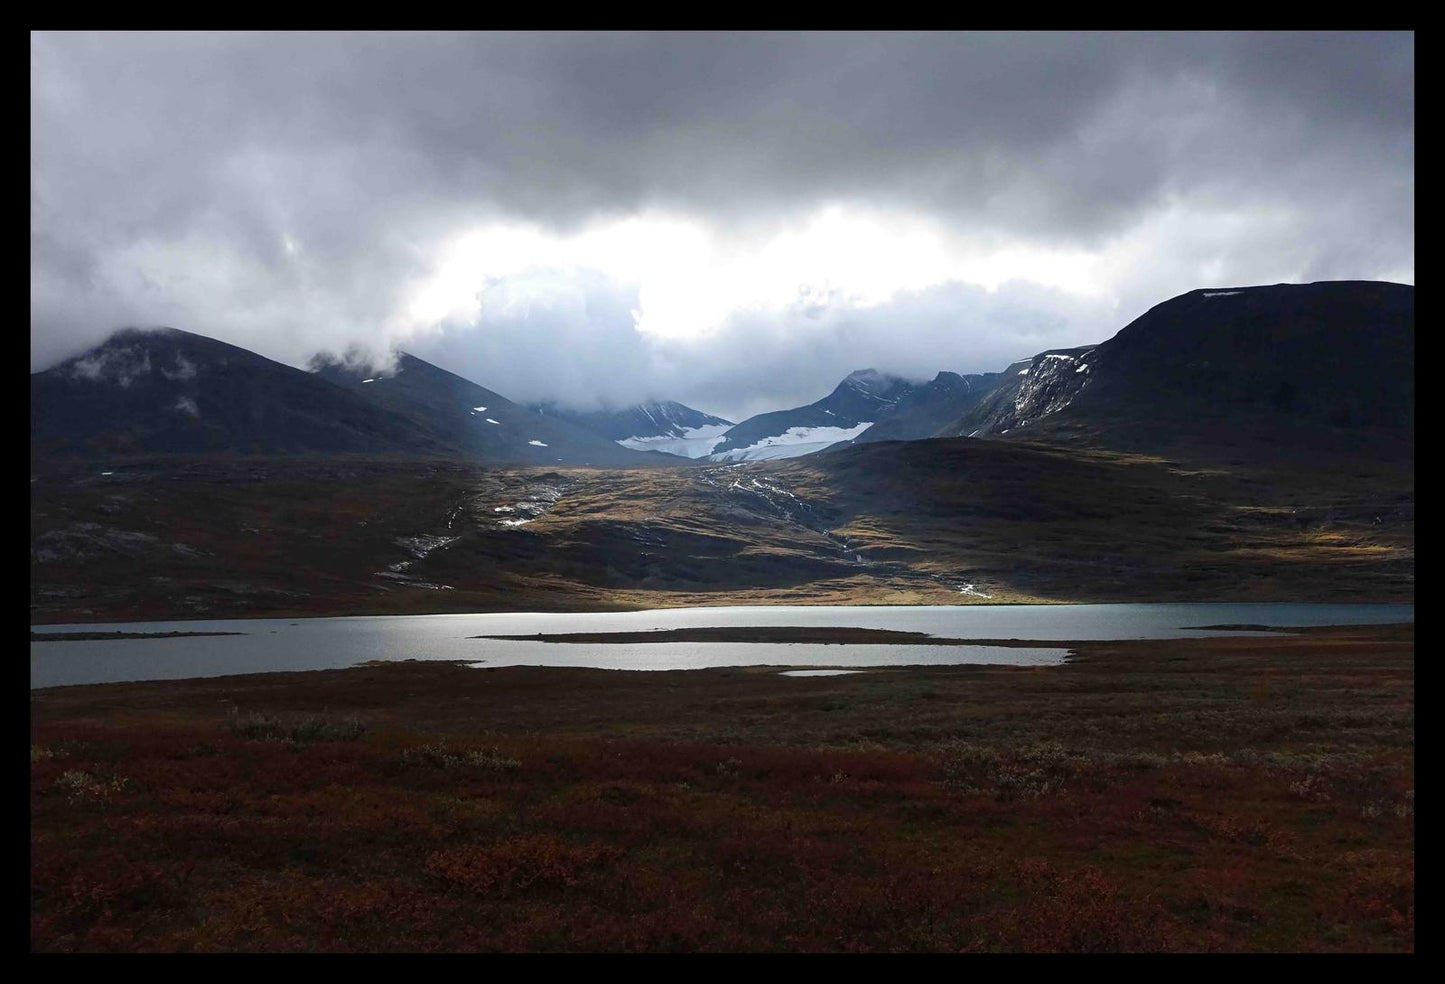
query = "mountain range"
xmin=310 ymin=352 xmax=673 ymax=467
xmin=31 ymin=281 xmax=1415 ymax=469
xmin=31 ymin=280 xmax=1414 ymax=622
xmin=31 ymin=331 xmax=674 ymax=467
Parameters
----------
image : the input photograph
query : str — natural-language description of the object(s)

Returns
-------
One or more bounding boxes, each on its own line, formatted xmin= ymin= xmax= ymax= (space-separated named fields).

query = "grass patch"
xmin=399 ymin=740 xmax=521 ymax=771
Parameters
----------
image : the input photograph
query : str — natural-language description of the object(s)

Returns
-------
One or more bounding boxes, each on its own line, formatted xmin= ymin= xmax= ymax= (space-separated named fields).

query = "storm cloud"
xmin=31 ymin=31 xmax=1413 ymax=420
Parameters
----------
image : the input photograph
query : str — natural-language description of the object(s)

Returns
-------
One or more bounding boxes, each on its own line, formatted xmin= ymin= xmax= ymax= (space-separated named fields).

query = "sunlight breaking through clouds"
xmin=404 ymin=206 xmax=1115 ymax=344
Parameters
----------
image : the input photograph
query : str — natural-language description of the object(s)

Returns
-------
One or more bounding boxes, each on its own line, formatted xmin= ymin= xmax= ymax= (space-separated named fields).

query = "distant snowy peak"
xmin=708 ymin=368 xmax=922 ymax=460
xmin=308 ymin=351 xmax=666 ymax=465
xmin=850 ymin=369 xmax=1006 ymax=445
xmin=610 ymin=401 xmax=735 ymax=458
xmin=835 ymin=368 xmax=917 ymax=405
xmin=527 ymin=399 xmax=734 ymax=459
xmin=623 ymin=400 xmax=733 ymax=440
xmin=841 ymin=368 xmax=898 ymax=397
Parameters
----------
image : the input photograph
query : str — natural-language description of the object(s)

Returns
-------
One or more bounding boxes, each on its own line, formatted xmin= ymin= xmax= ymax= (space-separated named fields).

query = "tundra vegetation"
xmin=30 ymin=435 xmax=1413 ymax=624
xmin=31 ymin=624 xmax=1412 ymax=952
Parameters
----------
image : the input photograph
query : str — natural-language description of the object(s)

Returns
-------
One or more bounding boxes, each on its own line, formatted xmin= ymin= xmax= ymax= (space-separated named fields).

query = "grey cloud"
xmin=32 ymin=31 xmax=1413 ymax=236
xmin=404 ymin=271 xmax=1114 ymax=423
xmin=31 ymin=31 xmax=1413 ymax=416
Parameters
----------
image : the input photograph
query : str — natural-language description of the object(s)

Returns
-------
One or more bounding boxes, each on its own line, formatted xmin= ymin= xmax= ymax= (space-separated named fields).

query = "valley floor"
xmin=31 ymin=624 xmax=1413 ymax=952
xmin=30 ymin=438 xmax=1415 ymax=624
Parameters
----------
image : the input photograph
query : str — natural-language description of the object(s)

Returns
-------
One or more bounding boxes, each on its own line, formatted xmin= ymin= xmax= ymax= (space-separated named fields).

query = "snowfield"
xmin=616 ymin=423 xmax=732 ymax=459
xmin=706 ymin=422 xmax=873 ymax=462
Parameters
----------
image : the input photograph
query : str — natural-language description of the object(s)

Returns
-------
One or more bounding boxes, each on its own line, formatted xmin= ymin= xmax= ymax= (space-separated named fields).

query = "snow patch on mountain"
xmin=617 ymin=423 xmax=732 ymax=458
xmin=1006 ymin=348 xmax=1095 ymax=425
xmin=707 ymin=422 xmax=873 ymax=462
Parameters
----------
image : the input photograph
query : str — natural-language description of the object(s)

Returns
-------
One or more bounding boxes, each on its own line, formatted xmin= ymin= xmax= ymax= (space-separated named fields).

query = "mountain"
xmin=939 ymin=281 xmax=1414 ymax=454
xmin=849 ymin=370 xmax=1004 ymax=445
xmin=31 ymin=282 xmax=1414 ymax=622
xmin=935 ymin=346 xmax=1101 ymax=439
xmin=530 ymin=400 xmax=734 ymax=459
xmin=312 ymin=352 xmax=676 ymax=466
xmin=34 ymin=281 xmax=1411 ymax=471
xmin=30 ymin=327 xmax=450 ymax=458
xmin=707 ymin=369 xmax=920 ymax=461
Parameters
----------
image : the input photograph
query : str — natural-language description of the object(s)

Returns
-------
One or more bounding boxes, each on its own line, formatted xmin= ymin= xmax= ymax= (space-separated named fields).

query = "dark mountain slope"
xmin=313 ymin=353 xmax=679 ymax=466
xmin=939 ymin=347 xmax=1100 ymax=439
xmin=30 ymin=328 xmax=449 ymax=459
xmin=535 ymin=400 xmax=732 ymax=443
xmin=850 ymin=370 xmax=1004 ymax=445
xmin=940 ymin=281 xmax=1414 ymax=453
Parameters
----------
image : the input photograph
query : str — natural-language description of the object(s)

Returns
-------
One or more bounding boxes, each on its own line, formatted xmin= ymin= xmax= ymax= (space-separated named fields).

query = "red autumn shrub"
xmin=425 ymin=835 xmax=622 ymax=896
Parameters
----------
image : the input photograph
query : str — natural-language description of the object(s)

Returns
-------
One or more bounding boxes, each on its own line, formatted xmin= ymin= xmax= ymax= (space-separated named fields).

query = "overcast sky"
xmin=31 ymin=31 xmax=1413 ymax=421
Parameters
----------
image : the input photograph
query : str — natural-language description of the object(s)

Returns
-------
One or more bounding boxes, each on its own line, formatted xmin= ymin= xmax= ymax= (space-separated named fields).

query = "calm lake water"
xmin=30 ymin=602 xmax=1413 ymax=689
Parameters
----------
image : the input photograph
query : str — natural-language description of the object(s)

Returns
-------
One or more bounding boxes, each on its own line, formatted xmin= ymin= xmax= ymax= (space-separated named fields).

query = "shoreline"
xmin=29 ymin=598 xmax=1417 ymax=631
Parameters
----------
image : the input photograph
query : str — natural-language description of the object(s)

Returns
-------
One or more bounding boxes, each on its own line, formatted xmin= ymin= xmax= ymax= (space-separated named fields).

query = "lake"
xmin=30 ymin=602 xmax=1413 ymax=689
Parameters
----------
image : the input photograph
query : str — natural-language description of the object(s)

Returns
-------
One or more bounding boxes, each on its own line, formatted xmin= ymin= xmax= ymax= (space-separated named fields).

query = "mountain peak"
xmin=837 ymin=368 xmax=920 ymax=402
xmin=524 ymin=399 xmax=732 ymax=457
xmin=32 ymin=327 xmax=450 ymax=457
xmin=842 ymin=368 xmax=889 ymax=392
xmin=938 ymin=280 xmax=1414 ymax=444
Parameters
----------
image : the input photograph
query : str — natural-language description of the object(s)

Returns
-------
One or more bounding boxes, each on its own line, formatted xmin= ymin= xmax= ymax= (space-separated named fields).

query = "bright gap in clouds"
xmin=402 ymin=205 xmax=1111 ymax=342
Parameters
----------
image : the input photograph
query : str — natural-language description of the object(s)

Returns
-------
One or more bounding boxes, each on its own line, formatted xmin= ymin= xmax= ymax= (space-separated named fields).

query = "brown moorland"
xmin=30 ymin=432 xmax=1413 ymax=624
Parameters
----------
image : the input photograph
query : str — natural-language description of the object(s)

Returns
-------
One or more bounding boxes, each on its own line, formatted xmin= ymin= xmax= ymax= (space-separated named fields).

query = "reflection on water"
xmin=30 ymin=602 xmax=1412 ymax=689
